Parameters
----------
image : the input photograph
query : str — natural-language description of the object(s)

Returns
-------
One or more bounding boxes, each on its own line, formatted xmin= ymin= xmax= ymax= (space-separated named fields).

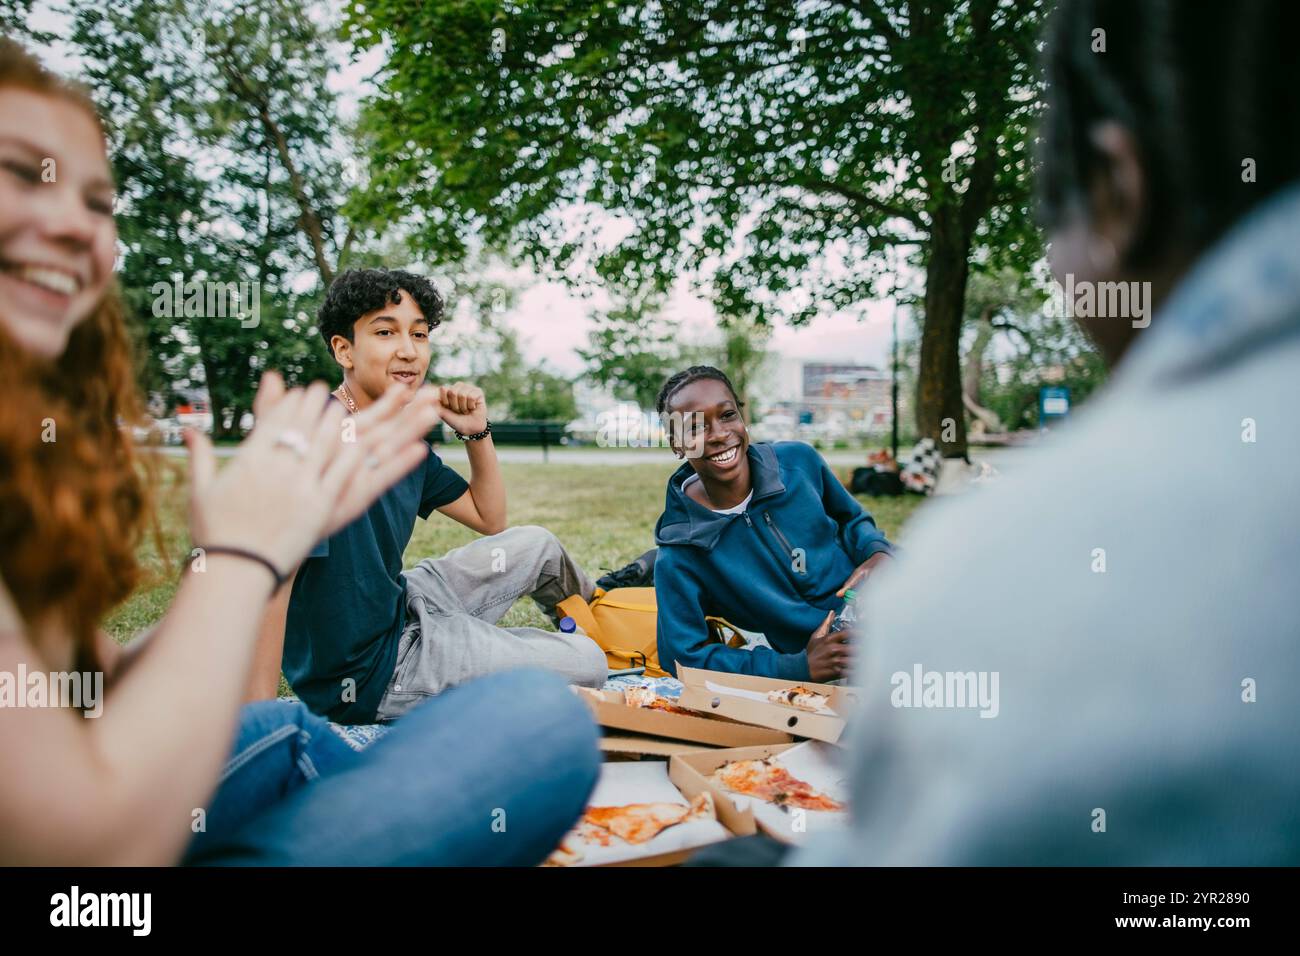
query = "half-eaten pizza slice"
xmin=709 ymin=758 xmax=844 ymax=812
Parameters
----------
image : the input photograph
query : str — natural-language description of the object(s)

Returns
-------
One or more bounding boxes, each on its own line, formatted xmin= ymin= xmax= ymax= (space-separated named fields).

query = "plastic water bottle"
xmin=829 ymin=588 xmax=857 ymax=633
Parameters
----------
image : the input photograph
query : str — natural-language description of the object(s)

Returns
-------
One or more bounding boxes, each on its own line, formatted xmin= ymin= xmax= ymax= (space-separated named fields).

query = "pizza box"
xmin=599 ymin=732 xmax=717 ymax=760
xmin=669 ymin=741 xmax=850 ymax=845
xmin=546 ymin=760 xmax=749 ymax=867
xmin=577 ymin=687 xmax=794 ymax=748
xmin=674 ymin=666 xmax=859 ymax=744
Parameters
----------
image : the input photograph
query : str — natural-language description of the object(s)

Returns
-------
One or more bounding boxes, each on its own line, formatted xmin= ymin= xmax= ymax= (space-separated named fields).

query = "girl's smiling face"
xmin=0 ymin=87 xmax=117 ymax=360
xmin=666 ymin=377 xmax=750 ymax=483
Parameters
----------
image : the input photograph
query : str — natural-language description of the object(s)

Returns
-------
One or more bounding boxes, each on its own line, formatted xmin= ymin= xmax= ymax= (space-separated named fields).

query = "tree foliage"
xmin=346 ymin=0 xmax=1050 ymax=454
xmin=66 ymin=0 xmax=353 ymax=435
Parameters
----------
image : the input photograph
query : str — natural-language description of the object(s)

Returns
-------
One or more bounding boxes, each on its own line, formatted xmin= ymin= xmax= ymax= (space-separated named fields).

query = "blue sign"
xmin=1039 ymin=386 xmax=1071 ymax=426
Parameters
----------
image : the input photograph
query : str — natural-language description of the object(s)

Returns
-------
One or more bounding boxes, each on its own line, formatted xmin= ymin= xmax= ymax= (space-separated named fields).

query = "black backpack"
xmin=850 ymin=466 xmax=904 ymax=497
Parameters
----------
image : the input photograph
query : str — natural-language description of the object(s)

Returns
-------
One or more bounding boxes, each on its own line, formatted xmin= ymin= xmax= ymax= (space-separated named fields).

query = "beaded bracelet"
xmin=454 ymin=421 xmax=493 ymax=442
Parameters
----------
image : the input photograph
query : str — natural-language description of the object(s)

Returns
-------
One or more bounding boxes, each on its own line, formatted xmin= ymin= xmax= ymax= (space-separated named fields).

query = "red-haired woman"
xmin=0 ymin=38 xmax=597 ymax=866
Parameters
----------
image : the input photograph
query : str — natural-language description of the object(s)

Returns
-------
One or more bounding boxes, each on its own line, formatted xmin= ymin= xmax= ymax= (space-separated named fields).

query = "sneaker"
xmin=595 ymin=547 xmax=658 ymax=591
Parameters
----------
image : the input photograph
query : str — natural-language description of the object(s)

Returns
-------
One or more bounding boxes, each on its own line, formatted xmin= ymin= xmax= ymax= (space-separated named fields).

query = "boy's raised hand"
xmin=433 ymin=382 xmax=488 ymax=436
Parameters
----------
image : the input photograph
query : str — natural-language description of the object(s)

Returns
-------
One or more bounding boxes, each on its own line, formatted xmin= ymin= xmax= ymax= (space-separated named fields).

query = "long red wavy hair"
xmin=0 ymin=38 xmax=151 ymax=660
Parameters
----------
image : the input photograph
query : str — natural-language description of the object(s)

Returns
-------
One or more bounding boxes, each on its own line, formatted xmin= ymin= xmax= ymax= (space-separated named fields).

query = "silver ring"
xmin=274 ymin=429 xmax=311 ymax=459
xmin=365 ymin=455 xmax=381 ymax=469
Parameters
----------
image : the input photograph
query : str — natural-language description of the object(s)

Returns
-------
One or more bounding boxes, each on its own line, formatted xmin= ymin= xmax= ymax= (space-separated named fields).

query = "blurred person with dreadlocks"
xmin=783 ymin=0 xmax=1300 ymax=865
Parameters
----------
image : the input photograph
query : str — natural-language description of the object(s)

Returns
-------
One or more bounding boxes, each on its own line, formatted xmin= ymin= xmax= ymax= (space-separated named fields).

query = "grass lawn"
xmin=104 ymin=450 xmax=927 ymax=690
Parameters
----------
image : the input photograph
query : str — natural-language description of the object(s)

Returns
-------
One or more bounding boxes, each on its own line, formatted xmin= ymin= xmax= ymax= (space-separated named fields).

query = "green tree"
xmin=719 ymin=315 xmax=772 ymax=418
xmin=963 ymin=267 xmax=1105 ymax=431
xmin=579 ymin=296 xmax=770 ymax=414
xmin=476 ymin=318 xmax=578 ymax=421
xmin=1 ymin=0 xmax=53 ymax=43
xmin=577 ymin=296 xmax=682 ymax=411
xmin=67 ymin=0 xmax=358 ymax=435
xmin=346 ymin=0 xmax=1048 ymax=456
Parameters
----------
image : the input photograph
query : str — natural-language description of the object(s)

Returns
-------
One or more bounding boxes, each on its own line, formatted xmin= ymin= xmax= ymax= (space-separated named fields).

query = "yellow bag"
xmin=555 ymin=587 xmax=746 ymax=679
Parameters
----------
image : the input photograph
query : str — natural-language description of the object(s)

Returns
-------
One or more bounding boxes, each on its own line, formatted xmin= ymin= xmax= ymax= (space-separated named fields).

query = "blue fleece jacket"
xmin=653 ymin=440 xmax=893 ymax=679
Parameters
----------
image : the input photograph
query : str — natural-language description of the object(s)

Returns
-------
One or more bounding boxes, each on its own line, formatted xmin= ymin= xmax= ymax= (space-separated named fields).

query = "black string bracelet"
xmin=184 ymin=545 xmax=287 ymax=592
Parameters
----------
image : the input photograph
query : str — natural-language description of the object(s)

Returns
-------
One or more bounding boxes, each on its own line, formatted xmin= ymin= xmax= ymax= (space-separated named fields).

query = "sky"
xmin=25 ymin=0 xmax=909 ymax=403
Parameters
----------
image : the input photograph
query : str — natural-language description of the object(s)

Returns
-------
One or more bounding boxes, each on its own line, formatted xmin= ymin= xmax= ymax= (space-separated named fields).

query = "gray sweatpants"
xmin=375 ymin=525 xmax=608 ymax=720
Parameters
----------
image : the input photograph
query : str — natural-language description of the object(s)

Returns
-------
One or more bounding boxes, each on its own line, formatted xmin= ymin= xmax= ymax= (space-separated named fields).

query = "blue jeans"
xmin=183 ymin=670 xmax=600 ymax=866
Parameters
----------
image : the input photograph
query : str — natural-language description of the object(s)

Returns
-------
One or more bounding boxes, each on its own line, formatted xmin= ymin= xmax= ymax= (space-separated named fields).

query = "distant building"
xmin=800 ymin=363 xmax=895 ymax=435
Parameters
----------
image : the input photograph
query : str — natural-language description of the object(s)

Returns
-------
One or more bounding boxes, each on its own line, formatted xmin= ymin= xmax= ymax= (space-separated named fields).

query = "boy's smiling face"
xmin=667 ymin=377 xmax=750 ymax=484
xmin=330 ymin=288 xmax=431 ymax=403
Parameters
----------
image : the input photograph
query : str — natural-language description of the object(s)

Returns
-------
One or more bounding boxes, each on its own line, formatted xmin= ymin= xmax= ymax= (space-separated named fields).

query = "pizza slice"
xmin=583 ymin=791 xmax=716 ymax=844
xmin=710 ymin=758 xmax=844 ymax=812
xmin=623 ymin=685 xmax=696 ymax=716
xmin=544 ymin=836 xmax=584 ymax=867
xmin=766 ymin=685 xmax=832 ymax=713
xmin=544 ymin=817 xmax=620 ymax=866
xmin=545 ymin=790 xmax=717 ymax=864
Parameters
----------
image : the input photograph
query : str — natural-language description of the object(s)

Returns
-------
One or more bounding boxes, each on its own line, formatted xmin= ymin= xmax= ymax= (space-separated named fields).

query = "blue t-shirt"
xmin=283 ymin=443 xmax=469 ymax=723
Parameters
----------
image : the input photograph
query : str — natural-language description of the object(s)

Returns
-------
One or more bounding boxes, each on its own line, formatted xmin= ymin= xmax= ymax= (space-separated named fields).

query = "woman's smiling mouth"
xmin=0 ymin=259 xmax=85 ymax=307
xmin=707 ymin=446 xmax=740 ymax=465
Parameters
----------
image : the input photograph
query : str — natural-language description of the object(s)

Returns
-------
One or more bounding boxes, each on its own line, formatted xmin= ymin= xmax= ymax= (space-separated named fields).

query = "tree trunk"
xmin=199 ymin=354 xmax=233 ymax=441
xmin=963 ymin=306 xmax=1004 ymax=434
xmin=916 ymin=207 xmax=971 ymax=457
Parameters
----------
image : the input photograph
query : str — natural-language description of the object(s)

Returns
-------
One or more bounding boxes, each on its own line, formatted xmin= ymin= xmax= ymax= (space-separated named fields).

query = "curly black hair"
xmin=318 ymin=268 xmax=445 ymax=357
xmin=1037 ymin=0 xmax=1300 ymax=267
xmin=655 ymin=365 xmax=743 ymax=417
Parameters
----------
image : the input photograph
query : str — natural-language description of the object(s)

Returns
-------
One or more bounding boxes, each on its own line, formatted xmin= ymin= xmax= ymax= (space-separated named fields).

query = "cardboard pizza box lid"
xmin=578 ymin=687 xmax=794 ymax=748
xmin=674 ymin=667 xmax=859 ymax=744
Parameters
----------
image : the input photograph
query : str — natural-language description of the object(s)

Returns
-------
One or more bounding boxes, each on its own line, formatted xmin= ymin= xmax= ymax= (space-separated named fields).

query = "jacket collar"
xmin=654 ymin=442 xmax=785 ymax=550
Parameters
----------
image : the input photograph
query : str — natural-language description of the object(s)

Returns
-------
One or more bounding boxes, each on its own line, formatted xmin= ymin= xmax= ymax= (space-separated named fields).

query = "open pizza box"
xmin=669 ymin=741 xmax=851 ymax=846
xmin=674 ymin=666 xmax=859 ymax=744
xmin=545 ymin=760 xmax=755 ymax=867
xmin=577 ymin=686 xmax=794 ymax=748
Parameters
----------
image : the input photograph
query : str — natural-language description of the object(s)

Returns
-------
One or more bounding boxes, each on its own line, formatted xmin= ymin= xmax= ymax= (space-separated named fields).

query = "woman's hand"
xmin=186 ymin=373 xmax=440 ymax=578
xmin=806 ymin=609 xmax=853 ymax=683
xmin=319 ymin=384 xmax=442 ymax=538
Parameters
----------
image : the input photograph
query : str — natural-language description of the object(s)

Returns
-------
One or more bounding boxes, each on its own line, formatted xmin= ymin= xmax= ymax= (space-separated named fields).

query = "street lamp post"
xmin=891 ymin=292 xmax=900 ymax=463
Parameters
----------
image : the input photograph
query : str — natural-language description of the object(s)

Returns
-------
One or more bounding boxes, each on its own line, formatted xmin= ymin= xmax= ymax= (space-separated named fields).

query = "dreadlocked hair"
xmin=1037 ymin=0 xmax=1300 ymax=267
xmin=655 ymin=365 xmax=743 ymax=417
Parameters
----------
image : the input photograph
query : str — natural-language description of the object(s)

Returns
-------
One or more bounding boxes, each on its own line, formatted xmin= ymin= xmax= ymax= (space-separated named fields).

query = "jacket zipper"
xmin=764 ymin=511 xmax=798 ymax=562
xmin=745 ymin=512 xmax=803 ymax=590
